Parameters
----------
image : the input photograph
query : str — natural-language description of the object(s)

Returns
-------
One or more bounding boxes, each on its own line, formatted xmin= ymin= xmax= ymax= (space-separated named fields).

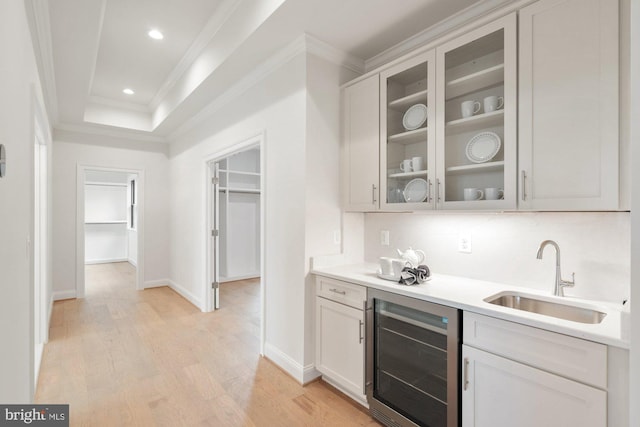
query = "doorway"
xmin=205 ymin=133 xmax=265 ymax=345
xmin=76 ymin=166 xmax=144 ymax=298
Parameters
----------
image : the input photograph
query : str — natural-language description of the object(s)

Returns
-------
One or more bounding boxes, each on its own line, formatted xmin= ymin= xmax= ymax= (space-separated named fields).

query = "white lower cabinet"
xmin=462 ymin=345 xmax=606 ymax=427
xmin=315 ymin=277 xmax=366 ymax=404
xmin=462 ymin=312 xmax=607 ymax=427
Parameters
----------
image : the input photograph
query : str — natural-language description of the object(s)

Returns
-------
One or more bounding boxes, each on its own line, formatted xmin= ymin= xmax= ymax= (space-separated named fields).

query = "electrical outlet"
xmin=458 ymin=231 xmax=472 ymax=253
xmin=333 ymin=230 xmax=341 ymax=245
xmin=381 ymin=230 xmax=390 ymax=246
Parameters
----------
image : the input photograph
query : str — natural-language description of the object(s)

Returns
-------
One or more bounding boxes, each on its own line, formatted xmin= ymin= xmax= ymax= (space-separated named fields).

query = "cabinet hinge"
xmin=212 ymin=177 xmax=220 ymax=185
xmin=211 ymin=229 xmax=219 ymax=237
xmin=212 ymin=281 xmax=219 ymax=290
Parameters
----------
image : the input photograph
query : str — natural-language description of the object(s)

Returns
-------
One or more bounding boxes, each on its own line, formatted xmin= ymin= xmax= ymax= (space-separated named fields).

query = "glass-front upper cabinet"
xmin=380 ymin=51 xmax=436 ymax=210
xmin=435 ymin=14 xmax=516 ymax=210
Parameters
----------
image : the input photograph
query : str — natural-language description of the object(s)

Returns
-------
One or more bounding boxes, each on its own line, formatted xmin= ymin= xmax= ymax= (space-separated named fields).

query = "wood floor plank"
xmin=36 ymin=263 xmax=380 ymax=426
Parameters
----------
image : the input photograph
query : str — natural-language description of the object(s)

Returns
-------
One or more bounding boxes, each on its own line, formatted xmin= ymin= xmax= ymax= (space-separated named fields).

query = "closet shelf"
xmin=85 ymin=220 xmax=128 ymax=224
xmin=85 ymin=182 xmax=128 ymax=187
xmin=219 ymin=188 xmax=261 ymax=194
xmin=218 ymin=169 xmax=260 ymax=176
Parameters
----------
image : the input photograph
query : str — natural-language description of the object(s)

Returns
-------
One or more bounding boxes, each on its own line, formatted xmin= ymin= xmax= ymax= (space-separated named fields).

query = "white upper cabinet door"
xmin=435 ymin=14 xmax=518 ymax=210
xmin=342 ymin=75 xmax=380 ymax=211
xmin=379 ymin=50 xmax=436 ymax=211
xmin=518 ymin=0 xmax=619 ymax=210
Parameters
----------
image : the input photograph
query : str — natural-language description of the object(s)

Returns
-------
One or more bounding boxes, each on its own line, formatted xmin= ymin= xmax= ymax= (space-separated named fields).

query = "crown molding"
xmin=89 ymin=96 xmax=151 ymax=113
xmin=55 ymin=122 xmax=167 ymax=144
xmin=168 ymin=34 xmax=362 ymax=141
xmin=148 ymin=0 xmax=243 ymax=111
xmin=306 ymin=35 xmax=365 ymax=74
xmin=365 ymin=0 xmax=519 ymax=71
xmin=25 ymin=0 xmax=59 ymax=124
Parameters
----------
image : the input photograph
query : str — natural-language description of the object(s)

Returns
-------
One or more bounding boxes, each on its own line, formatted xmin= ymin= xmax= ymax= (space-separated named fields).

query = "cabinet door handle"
xmin=436 ymin=179 xmax=442 ymax=202
xmin=359 ymin=320 xmax=364 ymax=344
xmin=372 ymin=184 xmax=377 ymax=204
xmin=427 ymin=179 xmax=432 ymax=203
xmin=329 ymin=288 xmax=346 ymax=295
xmin=521 ymin=171 xmax=527 ymax=201
xmin=463 ymin=357 xmax=470 ymax=391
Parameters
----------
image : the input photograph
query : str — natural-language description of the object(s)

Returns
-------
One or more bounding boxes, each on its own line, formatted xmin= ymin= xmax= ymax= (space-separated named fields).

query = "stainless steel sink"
xmin=484 ymin=292 xmax=607 ymax=324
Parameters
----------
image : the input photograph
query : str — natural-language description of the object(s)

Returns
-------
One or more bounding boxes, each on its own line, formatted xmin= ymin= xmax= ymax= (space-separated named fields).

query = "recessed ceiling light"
xmin=148 ymin=29 xmax=164 ymax=40
xmin=123 ymin=88 xmax=135 ymax=95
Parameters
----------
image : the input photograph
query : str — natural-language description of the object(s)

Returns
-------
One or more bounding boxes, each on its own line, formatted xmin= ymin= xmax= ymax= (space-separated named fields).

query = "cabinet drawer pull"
xmin=329 ymin=288 xmax=346 ymax=295
xmin=359 ymin=320 xmax=364 ymax=343
xmin=463 ymin=357 xmax=469 ymax=391
xmin=521 ymin=170 xmax=527 ymax=201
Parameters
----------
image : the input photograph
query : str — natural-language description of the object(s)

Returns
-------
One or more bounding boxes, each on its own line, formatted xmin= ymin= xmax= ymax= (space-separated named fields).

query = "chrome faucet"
xmin=536 ymin=240 xmax=575 ymax=297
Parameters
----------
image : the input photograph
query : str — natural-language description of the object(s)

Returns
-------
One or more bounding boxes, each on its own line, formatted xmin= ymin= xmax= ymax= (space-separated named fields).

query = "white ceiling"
xmin=41 ymin=0 xmax=488 ymax=141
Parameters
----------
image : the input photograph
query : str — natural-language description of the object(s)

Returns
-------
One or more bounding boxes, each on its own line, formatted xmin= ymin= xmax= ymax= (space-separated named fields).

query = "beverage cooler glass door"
xmin=366 ymin=289 xmax=460 ymax=427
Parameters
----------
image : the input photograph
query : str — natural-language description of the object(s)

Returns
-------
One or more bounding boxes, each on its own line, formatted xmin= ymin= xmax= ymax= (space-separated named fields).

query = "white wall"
xmin=170 ymin=53 xmax=308 ymax=372
xmin=0 ymin=0 xmax=48 ymax=402
xmin=169 ymin=50 xmax=357 ymax=381
xmin=364 ymin=212 xmax=629 ymax=304
xmin=51 ymin=134 xmax=170 ymax=297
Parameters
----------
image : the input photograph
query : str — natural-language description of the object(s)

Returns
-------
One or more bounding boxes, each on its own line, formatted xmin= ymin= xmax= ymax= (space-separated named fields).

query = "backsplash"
xmin=364 ymin=212 xmax=630 ymax=304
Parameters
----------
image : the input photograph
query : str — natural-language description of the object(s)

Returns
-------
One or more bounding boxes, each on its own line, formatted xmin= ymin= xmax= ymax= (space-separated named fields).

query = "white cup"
xmin=400 ymin=159 xmax=413 ymax=173
xmin=464 ymin=188 xmax=484 ymax=201
xmin=379 ymin=257 xmax=394 ymax=276
xmin=392 ymin=258 xmax=411 ymax=279
xmin=484 ymin=96 xmax=504 ymax=113
xmin=411 ymin=156 xmax=424 ymax=172
xmin=485 ymin=187 xmax=504 ymax=200
xmin=461 ymin=100 xmax=481 ymax=118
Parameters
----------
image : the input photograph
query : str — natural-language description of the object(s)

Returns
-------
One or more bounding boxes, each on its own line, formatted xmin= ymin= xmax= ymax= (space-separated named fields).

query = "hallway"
xmin=35 ymin=263 xmax=378 ymax=426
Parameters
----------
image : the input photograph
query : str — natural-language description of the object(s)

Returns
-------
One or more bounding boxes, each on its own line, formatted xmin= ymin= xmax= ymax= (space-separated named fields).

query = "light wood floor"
xmin=36 ymin=262 xmax=380 ymax=426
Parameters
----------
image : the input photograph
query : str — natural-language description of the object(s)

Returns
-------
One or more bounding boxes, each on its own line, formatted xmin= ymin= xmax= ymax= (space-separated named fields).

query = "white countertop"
xmin=312 ymin=263 xmax=630 ymax=349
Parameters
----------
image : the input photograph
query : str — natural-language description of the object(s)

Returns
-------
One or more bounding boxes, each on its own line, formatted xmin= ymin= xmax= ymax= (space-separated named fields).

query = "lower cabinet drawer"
xmin=463 ymin=312 xmax=606 ymax=388
xmin=316 ymin=276 xmax=366 ymax=310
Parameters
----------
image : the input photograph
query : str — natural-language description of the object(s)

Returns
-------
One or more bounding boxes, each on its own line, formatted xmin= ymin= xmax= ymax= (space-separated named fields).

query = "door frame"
xmin=203 ymin=131 xmax=266 ymax=354
xmin=75 ymin=165 xmax=144 ymax=297
xmin=31 ymin=88 xmax=51 ymax=394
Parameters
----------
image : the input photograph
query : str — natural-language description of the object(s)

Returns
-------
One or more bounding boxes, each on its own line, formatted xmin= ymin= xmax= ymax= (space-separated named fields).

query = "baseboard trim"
xmin=220 ymin=273 xmax=260 ymax=283
xmin=264 ymin=342 xmax=306 ymax=384
xmin=168 ymin=279 xmax=202 ymax=310
xmin=127 ymin=258 xmax=137 ymax=267
xmin=53 ymin=290 xmax=76 ymax=301
xmin=303 ymin=364 xmax=322 ymax=385
xmin=144 ymin=279 xmax=169 ymax=289
xmin=85 ymin=258 xmax=128 ymax=265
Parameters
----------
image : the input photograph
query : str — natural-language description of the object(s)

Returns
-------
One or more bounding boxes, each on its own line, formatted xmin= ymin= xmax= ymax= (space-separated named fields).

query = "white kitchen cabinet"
xmin=379 ymin=50 xmax=436 ymax=210
xmin=342 ymin=14 xmax=517 ymax=212
xmin=315 ymin=277 xmax=367 ymax=404
xmin=462 ymin=345 xmax=606 ymax=427
xmin=518 ymin=0 xmax=619 ymax=210
xmin=462 ymin=312 xmax=607 ymax=427
xmin=435 ymin=13 xmax=517 ymax=210
xmin=342 ymin=75 xmax=380 ymax=211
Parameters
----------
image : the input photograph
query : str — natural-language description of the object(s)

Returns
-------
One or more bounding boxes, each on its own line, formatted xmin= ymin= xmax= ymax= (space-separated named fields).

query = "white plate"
xmin=403 ymin=178 xmax=429 ymax=203
xmin=465 ymin=132 xmax=501 ymax=163
xmin=402 ymin=104 xmax=427 ymax=131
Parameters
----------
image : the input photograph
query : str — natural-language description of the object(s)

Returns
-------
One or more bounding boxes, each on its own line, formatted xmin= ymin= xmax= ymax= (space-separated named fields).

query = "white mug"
xmin=464 ymin=188 xmax=484 ymax=201
xmin=484 ymin=96 xmax=504 ymax=113
xmin=391 ymin=258 xmax=411 ymax=279
xmin=461 ymin=100 xmax=481 ymax=118
xmin=411 ymin=156 xmax=424 ymax=172
xmin=400 ymin=159 xmax=413 ymax=173
xmin=379 ymin=257 xmax=394 ymax=276
xmin=485 ymin=187 xmax=504 ymax=200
